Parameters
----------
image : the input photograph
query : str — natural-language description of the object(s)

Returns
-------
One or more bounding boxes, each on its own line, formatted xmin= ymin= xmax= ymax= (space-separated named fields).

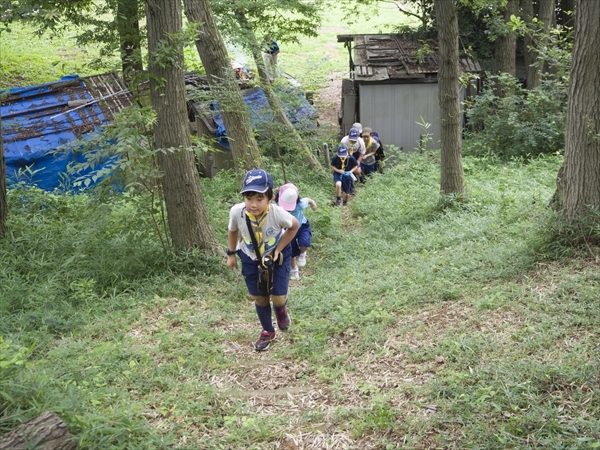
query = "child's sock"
xmin=255 ymin=303 xmax=274 ymax=332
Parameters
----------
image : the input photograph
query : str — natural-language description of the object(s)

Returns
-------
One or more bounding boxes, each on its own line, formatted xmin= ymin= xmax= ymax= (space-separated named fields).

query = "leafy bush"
xmin=464 ymin=74 xmax=567 ymax=159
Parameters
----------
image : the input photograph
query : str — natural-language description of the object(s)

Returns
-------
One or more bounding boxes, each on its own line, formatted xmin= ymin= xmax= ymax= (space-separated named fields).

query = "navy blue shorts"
xmin=291 ymin=222 xmax=312 ymax=257
xmin=238 ymin=244 xmax=292 ymax=296
xmin=361 ymin=162 xmax=377 ymax=176
xmin=333 ymin=172 xmax=354 ymax=194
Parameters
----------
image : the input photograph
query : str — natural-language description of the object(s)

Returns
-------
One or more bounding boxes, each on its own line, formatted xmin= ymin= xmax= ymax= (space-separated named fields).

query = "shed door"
xmin=359 ymin=83 xmax=440 ymax=153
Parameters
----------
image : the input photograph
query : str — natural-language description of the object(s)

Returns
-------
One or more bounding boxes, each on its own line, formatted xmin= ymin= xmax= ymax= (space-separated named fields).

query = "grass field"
xmin=5 ymin=148 xmax=600 ymax=449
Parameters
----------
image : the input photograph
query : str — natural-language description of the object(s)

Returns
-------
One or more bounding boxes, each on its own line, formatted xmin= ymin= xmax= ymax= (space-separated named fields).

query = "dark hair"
xmin=243 ymin=188 xmax=273 ymax=200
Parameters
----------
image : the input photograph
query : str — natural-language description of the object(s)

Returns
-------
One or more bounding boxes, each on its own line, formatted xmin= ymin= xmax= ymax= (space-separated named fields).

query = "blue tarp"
xmin=1 ymin=75 xmax=109 ymax=191
xmin=2 ymin=74 xmax=318 ymax=190
xmin=211 ymin=85 xmax=318 ymax=150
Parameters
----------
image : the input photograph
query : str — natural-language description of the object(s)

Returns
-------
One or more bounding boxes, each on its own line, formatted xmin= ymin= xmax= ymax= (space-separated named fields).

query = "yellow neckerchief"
xmin=339 ymin=156 xmax=347 ymax=171
xmin=245 ymin=204 xmax=269 ymax=255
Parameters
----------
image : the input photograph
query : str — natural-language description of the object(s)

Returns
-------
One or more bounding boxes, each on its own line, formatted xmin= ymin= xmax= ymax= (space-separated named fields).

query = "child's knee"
xmin=250 ymin=295 xmax=270 ymax=307
xmin=271 ymin=295 xmax=287 ymax=307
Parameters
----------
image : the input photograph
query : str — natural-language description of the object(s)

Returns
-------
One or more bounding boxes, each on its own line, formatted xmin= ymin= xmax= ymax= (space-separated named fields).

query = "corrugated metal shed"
xmin=337 ymin=33 xmax=483 ymax=153
xmin=338 ymin=33 xmax=481 ymax=82
xmin=1 ymin=73 xmax=133 ymax=190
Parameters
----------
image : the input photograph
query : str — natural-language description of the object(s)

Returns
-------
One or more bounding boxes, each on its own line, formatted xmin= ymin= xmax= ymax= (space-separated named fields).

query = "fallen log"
xmin=0 ymin=411 xmax=76 ymax=450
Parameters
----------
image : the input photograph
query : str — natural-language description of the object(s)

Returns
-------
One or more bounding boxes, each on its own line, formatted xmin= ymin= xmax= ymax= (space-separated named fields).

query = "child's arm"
xmin=271 ymin=217 xmax=300 ymax=263
xmin=306 ymin=198 xmax=318 ymax=211
xmin=331 ymin=164 xmax=345 ymax=175
xmin=226 ymin=230 xmax=239 ymax=270
xmin=364 ymin=142 xmax=380 ymax=159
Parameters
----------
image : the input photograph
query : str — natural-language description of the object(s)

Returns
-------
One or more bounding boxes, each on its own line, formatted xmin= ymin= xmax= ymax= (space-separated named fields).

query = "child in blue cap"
xmin=226 ymin=169 xmax=299 ymax=351
xmin=331 ymin=145 xmax=359 ymax=206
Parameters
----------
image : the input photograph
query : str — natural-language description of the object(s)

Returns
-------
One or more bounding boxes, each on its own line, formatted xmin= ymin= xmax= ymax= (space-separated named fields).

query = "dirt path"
xmin=313 ymin=72 xmax=344 ymax=128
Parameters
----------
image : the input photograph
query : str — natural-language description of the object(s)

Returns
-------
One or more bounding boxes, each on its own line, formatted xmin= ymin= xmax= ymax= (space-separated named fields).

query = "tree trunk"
xmin=556 ymin=0 xmax=600 ymax=222
xmin=183 ymin=0 xmax=262 ymax=172
xmin=117 ymin=0 xmax=143 ymax=81
xmin=234 ymin=10 xmax=322 ymax=172
xmin=0 ymin=411 xmax=76 ymax=450
xmin=0 ymin=107 xmax=7 ymax=238
xmin=538 ymin=0 xmax=556 ymax=33
xmin=434 ymin=0 xmax=464 ymax=196
xmin=494 ymin=0 xmax=518 ymax=96
xmin=538 ymin=0 xmax=557 ymax=75
xmin=523 ymin=0 xmax=541 ymax=89
xmin=525 ymin=0 xmax=556 ymax=88
xmin=494 ymin=0 xmax=518 ymax=76
xmin=146 ymin=0 xmax=220 ymax=253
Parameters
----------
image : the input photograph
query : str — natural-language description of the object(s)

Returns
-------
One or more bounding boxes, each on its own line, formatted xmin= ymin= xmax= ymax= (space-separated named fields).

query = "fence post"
xmin=322 ymin=143 xmax=330 ymax=167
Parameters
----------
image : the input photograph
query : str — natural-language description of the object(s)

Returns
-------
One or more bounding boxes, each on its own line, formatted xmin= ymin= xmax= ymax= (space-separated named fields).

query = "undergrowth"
xmin=5 ymin=150 xmax=600 ymax=449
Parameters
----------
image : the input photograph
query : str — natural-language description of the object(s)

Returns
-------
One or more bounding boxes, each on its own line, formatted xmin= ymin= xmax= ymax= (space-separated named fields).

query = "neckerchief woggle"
xmin=245 ymin=204 xmax=269 ymax=256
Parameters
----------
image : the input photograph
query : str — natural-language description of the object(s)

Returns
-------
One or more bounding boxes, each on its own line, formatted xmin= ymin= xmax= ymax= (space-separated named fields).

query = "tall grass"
xmin=6 ymin=149 xmax=600 ymax=449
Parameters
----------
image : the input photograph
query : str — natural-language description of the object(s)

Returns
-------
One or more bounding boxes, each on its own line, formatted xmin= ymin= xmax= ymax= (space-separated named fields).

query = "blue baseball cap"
xmin=337 ymin=145 xmax=349 ymax=157
xmin=241 ymin=169 xmax=274 ymax=194
xmin=348 ymin=127 xmax=360 ymax=140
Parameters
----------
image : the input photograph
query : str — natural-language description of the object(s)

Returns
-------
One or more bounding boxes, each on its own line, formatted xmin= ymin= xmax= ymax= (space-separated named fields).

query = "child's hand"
xmin=227 ymin=254 xmax=238 ymax=270
xmin=271 ymin=249 xmax=281 ymax=264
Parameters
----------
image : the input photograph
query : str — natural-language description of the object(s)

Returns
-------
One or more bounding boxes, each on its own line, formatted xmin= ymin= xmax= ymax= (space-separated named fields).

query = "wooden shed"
xmin=337 ymin=33 xmax=483 ymax=152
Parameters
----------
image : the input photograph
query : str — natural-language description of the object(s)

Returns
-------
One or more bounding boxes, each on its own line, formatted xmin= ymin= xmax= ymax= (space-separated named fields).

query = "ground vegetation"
xmin=2 ymin=2 xmax=600 ymax=449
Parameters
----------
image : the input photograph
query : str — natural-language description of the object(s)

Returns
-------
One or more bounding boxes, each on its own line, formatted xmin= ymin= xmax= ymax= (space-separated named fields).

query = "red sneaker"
xmin=254 ymin=330 xmax=276 ymax=351
xmin=275 ymin=306 xmax=291 ymax=331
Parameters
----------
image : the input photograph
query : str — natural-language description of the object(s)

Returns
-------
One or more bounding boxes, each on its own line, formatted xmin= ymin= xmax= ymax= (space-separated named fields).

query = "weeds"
xmin=4 ymin=145 xmax=600 ymax=449
xmin=3 ymin=8 xmax=599 ymax=449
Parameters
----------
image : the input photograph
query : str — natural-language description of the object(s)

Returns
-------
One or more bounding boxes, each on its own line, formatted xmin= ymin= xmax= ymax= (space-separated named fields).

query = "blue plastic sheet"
xmin=1 ymin=75 xmax=108 ymax=191
xmin=210 ymin=85 xmax=318 ymax=150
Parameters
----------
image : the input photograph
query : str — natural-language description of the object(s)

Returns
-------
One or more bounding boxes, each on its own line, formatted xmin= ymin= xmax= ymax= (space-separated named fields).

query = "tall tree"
xmin=0 ymin=113 xmax=7 ymax=238
xmin=522 ymin=0 xmax=540 ymax=89
xmin=494 ymin=0 xmax=518 ymax=87
xmin=536 ymin=0 xmax=558 ymax=79
xmin=434 ymin=0 xmax=464 ymax=196
xmin=523 ymin=0 xmax=556 ymax=89
xmin=233 ymin=10 xmax=322 ymax=170
xmin=183 ymin=0 xmax=262 ymax=171
xmin=555 ymin=0 xmax=600 ymax=222
xmin=146 ymin=0 xmax=220 ymax=252
xmin=116 ymin=0 xmax=143 ymax=79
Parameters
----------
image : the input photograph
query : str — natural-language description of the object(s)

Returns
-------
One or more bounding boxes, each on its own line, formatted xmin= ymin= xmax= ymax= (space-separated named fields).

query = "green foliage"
xmin=3 ymin=145 xmax=597 ymax=448
xmin=534 ymin=206 xmax=600 ymax=258
xmin=212 ymin=0 xmax=325 ymax=48
xmin=149 ymin=26 xmax=197 ymax=70
xmin=510 ymin=13 xmax=574 ymax=82
xmin=2 ymin=5 xmax=597 ymax=448
xmin=58 ymin=104 xmax=217 ymax=250
xmin=0 ymin=185 xmax=224 ymax=333
xmin=464 ymin=74 xmax=567 ymax=158
xmin=0 ymin=338 xmax=32 ymax=411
